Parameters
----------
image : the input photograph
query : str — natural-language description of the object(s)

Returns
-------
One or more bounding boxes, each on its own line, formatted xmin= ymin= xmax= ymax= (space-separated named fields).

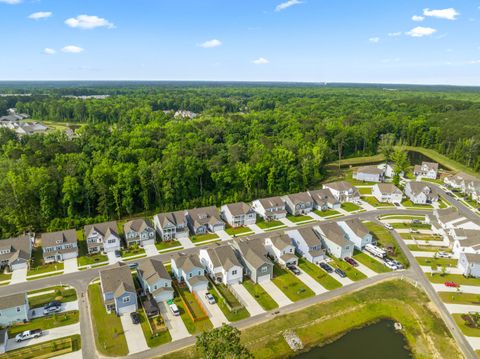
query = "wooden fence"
xmin=173 ymin=281 xmax=208 ymax=322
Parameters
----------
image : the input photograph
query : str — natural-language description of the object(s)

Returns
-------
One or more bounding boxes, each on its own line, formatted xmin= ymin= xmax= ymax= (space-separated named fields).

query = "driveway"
xmin=177 ymin=236 xmax=194 ymax=249
xmin=279 ymin=218 xmax=296 ymax=228
xmin=259 ymin=280 xmax=293 ymax=307
xmin=216 ymin=230 xmax=231 ymax=241
xmin=247 ymin=224 xmax=263 ymax=234
xmin=295 ymin=268 xmax=327 ymax=295
xmin=354 ymin=262 xmax=377 ymax=278
xmin=107 ymin=251 xmax=120 ymax=265
xmin=308 ymin=212 xmax=323 ymax=221
xmin=332 ymin=272 xmax=353 ymax=286
xmin=420 ymin=266 xmax=463 ymax=274
xmin=158 ymin=302 xmax=189 ymax=341
xmin=10 ymin=267 xmax=27 ymax=284
xmin=30 ymin=301 xmax=79 ymax=319
xmin=63 ymin=258 xmax=78 ymax=274
xmin=6 ymin=322 xmax=80 ymax=351
xmin=230 ymin=283 xmax=265 ymax=316
xmin=432 ymin=283 xmax=480 ymax=294
xmin=445 ymin=303 xmax=480 ymax=314
xmin=143 ymin=244 xmax=158 ymax=257
xmin=120 ymin=313 xmax=149 ymax=354
xmin=196 ymin=289 xmax=229 ymax=327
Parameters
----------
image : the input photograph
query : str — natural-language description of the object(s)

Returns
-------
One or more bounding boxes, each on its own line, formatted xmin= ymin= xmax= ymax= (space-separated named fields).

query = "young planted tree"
xmin=196 ymin=324 xmax=253 ymax=359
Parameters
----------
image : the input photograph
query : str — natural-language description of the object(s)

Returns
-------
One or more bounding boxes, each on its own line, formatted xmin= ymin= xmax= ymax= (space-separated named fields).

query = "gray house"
xmin=308 ymin=189 xmax=341 ymax=210
xmin=220 ymin=202 xmax=257 ymax=228
xmin=171 ymin=253 xmax=209 ymax=292
xmin=405 ymin=182 xmax=438 ymax=204
xmin=137 ymin=258 xmax=174 ymax=303
xmin=282 ymin=192 xmax=314 ymax=216
xmin=315 ymin=223 xmax=354 ymax=259
xmin=42 ymin=229 xmax=78 ymax=263
xmin=232 ymin=238 xmax=273 ymax=283
xmin=287 ymin=227 xmax=325 ymax=264
xmin=0 ymin=292 xmax=29 ymax=326
xmin=186 ymin=206 xmax=225 ymax=235
xmin=99 ymin=262 xmax=138 ymax=315
xmin=123 ymin=219 xmax=156 ymax=247
xmin=0 ymin=235 xmax=32 ymax=271
xmin=153 ymin=210 xmax=188 ymax=240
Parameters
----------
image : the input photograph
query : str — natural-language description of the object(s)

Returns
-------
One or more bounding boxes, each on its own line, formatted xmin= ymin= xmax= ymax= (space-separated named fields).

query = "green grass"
xmin=242 ymin=279 xmax=278 ymax=311
xmin=438 ymin=291 xmax=480 ymax=305
xmin=0 ymin=334 xmax=81 ymax=359
xmin=256 ymin=219 xmax=285 ymax=229
xmin=407 ymin=244 xmax=451 ymax=253
xmin=364 ymin=221 xmax=409 ymax=268
xmin=326 ymin=154 xmax=385 ymax=168
xmin=428 ymin=273 xmax=480 ymax=286
xmin=156 ymin=240 xmax=181 ymax=251
xmin=358 ymin=187 xmax=372 ymax=195
xmin=297 ymin=258 xmax=342 ymax=290
xmin=190 ymin=233 xmax=219 ymax=243
xmin=8 ymin=311 xmax=79 ymax=338
xmin=27 ymin=247 xmax=64 ymax=276
xmin=341 ymin=202 xmax=362 ymax=212
xmin=174 ymin=296 xmax=213 ymax=335
xmin=177 ymin=285 xmax=207 ymax=319
xmin=138 ymin=309 xmax=172 ymax=347
xmin=401 ymin=199 xmax=432 ymax=209
xmin=453 ymin=313 xmax=480 ymax=337
xmin=379 ymin=215 xmax=425 ymax=220
xmin=400 ymin=233 xmax=442 ymax=241
xmin=329 ymin=257 xmax=367 ymax=281
xmin=28 ymin=287 xmax=77 ymax=308
xmin=209 ymin=283 xmax=250 ymax=322
xmin=344 ymin=170 xmax=378 ymax=186
xmin=225 ymin=226 xmax=254 ymax=236
xmin=0 ymin=271 xmax=12 ymax=282
xmin=78 ymin=252 xmax=108 ymax=266
xmin=390 ymin=222 xmax=431 ymax=230
xmin=314 ymin=209 xmax=341 ymax=217
xmin=272 ymin=265 xmax=315 ymax=302
xmin=286 ymin=215 xmax=314 ymax=223
xmin=416 ymin=257 xmax=457 ymax=268
xmin=362 ymin=196 xmax=394 ymax=208
xmin=121 ymin=246 xmax=146 ymax=258
xmin=88 ymin=284 xmax=128 ymax=356
xmin=352 ymin=250 xmax=390 ymax=273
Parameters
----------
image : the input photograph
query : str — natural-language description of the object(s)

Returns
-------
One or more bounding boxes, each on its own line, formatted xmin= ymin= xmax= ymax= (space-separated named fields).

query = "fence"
xmin=1 ymin=336 xmax=75 ymax=359
xmin=207 ymin=276 xmax=243 ymax=311
xmin=173 ymin=281 xmax=208 ymax=322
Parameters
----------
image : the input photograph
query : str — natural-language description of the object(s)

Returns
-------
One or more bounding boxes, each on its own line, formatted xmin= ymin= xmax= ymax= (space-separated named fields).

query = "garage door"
xmin=11 ymin=262 xmax=27 ymax=271
xmin=257 ymin=274 xmax=270 ymax=283
xmin=118 ymin=304 xmax=137 ymax=315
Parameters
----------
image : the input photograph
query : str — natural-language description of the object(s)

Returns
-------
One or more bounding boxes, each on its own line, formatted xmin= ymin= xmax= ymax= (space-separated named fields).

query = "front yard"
xmin=190 ymin=233 xmax=219 ymax=243
xmin=173 ymin=295 xmax=213 ymax=335
xmin=358 ymin=187 xmax=372 ymax=195
xmin=329 ymin=257 xmax=367 ymax=281
xmin=453 ymin=313 xmax=480 ymax=337
xmin=416 ymin=256 xmax=458 ymax=268
xmin=407 ymin=244 xmax=451 ymax=253
xmin=297 ymin=258 xmax=342 ymax=290
xmin=438 ymin=291 xmax=480 ymax=305
xmin=286 ymin=215 xmax=314 ymax=223
xmin=341 ymin=202 xmax=362 ymax=212
xmin=242 ymin=279 xmax=278 ymax=311
xmin=28 ymin=286 xmax=77 ymax=308
xmin=28 ymin=247 xmax=64 ymax=276
xmin=352 ymin=250 xmax=390 ymax=273
xmin=155 ymin=240 xmax=181 ymax=251
xmin=313 ymin=209 xmax=341 ymax=217
xmin=428 ymin=273 xmax=480 ymax=286
xmin=256 ymin=218 xmax=286 ymax=230
xmin=8 ymin=311 xmax=79 ymax=338
xmin=272 ymin=265 xmax=315 ymax=302
xmin=401 ymin=200 xmax=432 ymax=209
xmin=225 ymin=226 xmax=254 ymax=236
xmin=361 ymin=196 xmax=394 ymax=208
xmin=121 ymin=245 xmax=146 ymax=258
xmin=138 ymin=309 xmax=172 ymax=347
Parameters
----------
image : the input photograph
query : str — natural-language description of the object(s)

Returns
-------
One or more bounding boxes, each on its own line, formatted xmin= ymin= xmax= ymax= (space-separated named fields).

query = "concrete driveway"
xmin=332 ymin=271 xmax=353 ymax=286
xmin=158 ymin=302 xmax=189 ymax=341
xmin=445 ymin=303 xmax=480 ymax=314
xmin=354 ymin=262 xmax=377 ymax=278
xmin=120 ymin=313 xmax=149 ymax=354
xmin=143 ymin=244 xmax=158 ymax=257
xmin=432 ymin=283 xmax=480 ymax=294
xmin=6 ymin=322 xmax=80 ymax=351
xmin=230 ymin=283 xmax=265 ymax=316
xmin=63 ymin=258 xmax=78 ymax=274
xmin=247 ymin=224 xmax=264 ymax=234
xmin=279 ymin=217 xmax=296 ymax=228
xmin=196 ymin=289 xmax=229 ymax=327
xmin=10 ymin=267 xmax=27 ymax=284
xmin=30 ymin=301 xmax=79 ymax=319
xmin=177 ymin=236 xmax=194 ymax=249
xmin=216 ymin=230 xmax=231 ymax=241
xmin=295 ymin=268 xmax=328 ymax=295
xmin=107 ymin=251 xmax=120 ymax=265
xmin=259 ymin=280 xmax=293 ymax=307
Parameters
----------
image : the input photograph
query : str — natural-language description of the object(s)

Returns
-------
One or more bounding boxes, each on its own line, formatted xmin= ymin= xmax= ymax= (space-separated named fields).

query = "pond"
xmin=407 ymin=150 xmax=447 ymax=170
xmin=293 ymin=320 xmax=412 ymax=359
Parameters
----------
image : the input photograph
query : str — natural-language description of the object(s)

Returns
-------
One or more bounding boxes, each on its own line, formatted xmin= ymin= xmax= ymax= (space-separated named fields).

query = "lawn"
xmin=272 ymin=265 xmax=315 ymax=302
xmin=313 ymin=209 xmax=342 ymax=217
xmin=341 ymin=202 xmax=361 ymax=212
xmin=453 ymin=313 xmax=480 ymax=337
xmin=416 ymin=256 xmax=458 ymax=268
xmin=78 ymin=252 xmax=108 ymax=266
xmin=401 ymin=200 xmax=432 ymax=209
xmin=358 ymin=187 xmax=372 ymax=195
xmin=27 ymin=247 xmax=64 ymax=276
xmin=138 ymin=309 xmax=172 ymax=347
xmin=438 ymin=291 xmax=480 ymax=305
xmin=156 ymin=240 xmax=181 ymax=251
xmin=88 ymin=284 xmax=128 ymax=356
xmin=209 ymin=283 xmax=250 ymax=322
xmin=121 ymin=245 xmax=146 ymax=258
xmin=379 ymin=215 xmax=425 ymax=220
xmin=326 ymin=153 xmax=385 ymax=168
xmin=297 ymin=258 xmax=342 ymax=290
xmin=286 ymin=215 xmax=314 ymax=223
xmin=225 ymin=226 xmax=254 ymax=236
xmin=242 ymin=279 xmax=278 ymax=311
xmin=329 ymin=257 xmax=367 ymax=281
xmin=400 ymin=233 xmax=442 ymax=241
xmin=352 ymin=250 xmax=390 ymax=273
xmin=256 ymin=218 xmax=285 ymax=229
xmin=28 ymin=286 xmax=77 ymax=308
xmin=407 ymin=244 xmax=451 ymax=253
xmin=390 ymin=222 xmax=432 ymax=230
xmin=362 ymin=196 xmax=394 ymax=208
xmin=344 ymin=170 xmax=378 ymax=186
xmin=8 ymin=311 xmax=79 ymax=337
xmin=173 ymin=295 xmax=213 ymax=335
xmin=176 ymin=284 xmax=209 ymax=320
xmin=428 ymin=273 xmax=480 ymax=286
xmin=364 ymin=221 xmax=409 ymax=268
xmin=0 ymin=334 xmax=81 ymax=359
xmin=0 ymin=271 xmax=12 ymax=282
xmin=190 ymin=233 xmax=219 ymax=243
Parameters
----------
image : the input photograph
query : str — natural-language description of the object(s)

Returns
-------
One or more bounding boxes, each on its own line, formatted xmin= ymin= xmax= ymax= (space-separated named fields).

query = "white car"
xmin=205 ymin=292 xmax=216 ymax=304
xmin=436 ymin=252 xmax=452 ymax=259
xmin=169 ymin=303 xmax=180 ymax=316
xmin=384 ymin=223 xmax=393 ymax=230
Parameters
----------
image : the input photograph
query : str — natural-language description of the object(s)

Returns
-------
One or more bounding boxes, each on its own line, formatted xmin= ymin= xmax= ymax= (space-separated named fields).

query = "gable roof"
xmin=297 ymin=227 xmax=322 ymax=247
xmin=84 ymin=221 xmax=118 ymax=239
xmin=283 ymin=192 xmax=313 ymax=205
xmin=257 ymin=196 xmax=285 ymax=209
xmin=223 ymin=202 xmax=253 ymax=216
xmin=0 ymin=293 xmax=27 ymax=310
xmin=137 ymin=258 xmax=171 ymax=285
xmin=41 ymin=229 xmax=77 ymax=248
xmin=323 ymin=181 xmax=358 ymax=192
xmin=308 ymin=188 xmax=339 ymax=207
xmin=0 ymin=235 xmax=31 ymax=263
xmin=407 ymin=182 xmax=437 ymax=198
xmin=317 ymin=223 xmax=350 ymax=247
xmin=422 ymin=161 xmax=438 ymax=171
xmin=100 ymin=262 xmax=135 ymax=296
xmin=463 ymin=252 xmax=480 ymax=264
xmin=235 ymin=238 xmax=272 ymax=269
xmin=436 ymin=207 xmax=464 ymax=224
xmin=356 ymin=166 xmax=384 ymax=175
xmin=187 ymin=206 xmax=223 ymax=227
xmin=206 ymin=245 xmax=242 ymax=270
xmin=343 ymin=218 xmax=370 ymax=238
xmin=124 ymin=219 xmax=153 ymax=233
xmin=172 ymin=253 xmax=203 ymax=273
xmin=154 ymin=210 xmax=186 ymax=228
xmin=375 ymin=183 xmax=402 ymax=195
xmin=268 ymin=233 xmax=293 ymax=250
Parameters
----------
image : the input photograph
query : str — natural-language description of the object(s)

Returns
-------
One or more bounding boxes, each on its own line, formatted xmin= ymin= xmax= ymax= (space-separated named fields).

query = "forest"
xmin=1 ymin=82 xmax=480 ymax=238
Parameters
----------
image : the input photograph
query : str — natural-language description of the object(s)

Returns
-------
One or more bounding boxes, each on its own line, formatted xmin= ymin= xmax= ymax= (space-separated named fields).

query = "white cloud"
xmin=65 ymin=15 xmax=115 ymax=29
xmin=406 ymin=26 xmax=437 ymax=38
xmin=43 ymin=48 xmax=56 ymax=55
xmin=199 ymin=39 xmax=222 ymax=48
xmin=411 ymin=15 xmax=424 ymax=22
xmin=29 ymin=11 xmax=52 ymax=20
xmin=252 ymin=57 xmax=269 ymax=65
xmin=470 ymin=60 xmax=480 ymax=64
xmin=61 ymin=45 xmax=84 ymax=53
xmin=423 ymin=8 xmax=459 ymax=21
xmin=388 ymin=32 xmax=402 ymax=37
xmin=369 ymin=37 xmax=380 ymax=43
xmin=0 ymin=0 xmax=21 ymax=4
xmin=275 ymin=0 xmax=302 ymax=12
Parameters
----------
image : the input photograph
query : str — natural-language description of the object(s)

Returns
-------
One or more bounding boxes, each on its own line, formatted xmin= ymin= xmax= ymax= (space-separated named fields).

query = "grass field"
xmin=155 ymin=240 xmax=181 ymax=251
xmin=329 ymin=257 xmax=367 ymax=281
xmin=138 ymin=309 xmax=172 ymax=347
xmin=225 ymin=226 xmax=254 ymax=236
xmin=401 ymin=200 xmax=432 ymax=209
xmin=341 ymin=202 xmax=362 ymax=212
xmin=407 ymin=244 xmax=451 ymax=253
xmin=0 ymin=334 xmax=81 ymax=359
xmin=380 ymin=215 xmax=425 ymax=220
xmin=174 ymin=295 xmax=213 ymax=335
xmin=358 ymin=187 xmax=372 ymax=195
xmin=390 ymin=222 xmax=432 ymax=230
xmin=297 ymin=258 xmax=342 ymax=290
xmin=438 ymin=291 xmax=480 ymax=305
xmin=352 ymin=250 xmax=390 ymax=273
xmin=256 ymin=219 xmax=285 ymax=229
xmin=362 ymin=196 xmax=394 ymax=208
xmin=190 ymin=233 xmax=219 ymax=243
xmin=287 ymin=215 xmax=314 ymax=223
xmin=314 ymin=209 xmax=342 ymax=217
xmin=428 ymin=273 xmax=480 ymax=286
xmin=364 ymin=221 xmax=409 ymax=267
xmin=8 ymin=311 xmax=79 ymax=337
xmin=272 ymin=265 xmax=315 ymax=301
xmin=242 ymin=279 xmax=279 ymax=311
xmin=209 ymin=283 xmax=250 ymax=322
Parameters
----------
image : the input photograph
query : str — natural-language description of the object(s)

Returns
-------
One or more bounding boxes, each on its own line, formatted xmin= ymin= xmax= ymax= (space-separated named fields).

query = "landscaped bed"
xmin=8 ymin=311 xmax=79 ymax=338
xmin=242 ymin=279 xmax=278 ymax=311
xmin=453 ymin=313 xmax=480 ymax=337
xmin=352 ymin=250 xmax=390 ymax=273
xmin=28 ymin=286 xmax=77 ymax=308
xmin=272 ymin=265 xmax=315 ymax=302
xmin=121 ymin=245 xmax=146 ymax=258
xmin=297 ymin=258 xmax=342 ymax=290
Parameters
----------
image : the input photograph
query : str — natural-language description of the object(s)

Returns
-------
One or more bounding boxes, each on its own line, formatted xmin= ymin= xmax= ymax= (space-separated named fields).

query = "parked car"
xmin=43 ymin=301 xmax=62 ymax=315
xmin=130 ymin=312 xmax=140 ymax=324
xmin=384 ymin=223 xmax=393 ymax=230
xmin=393 ymin=202 xmax=401 ymax=207
xmin=128 ymin=262 xmax=139 ymax=270
xmin=412 ymin=219 xmax=421 ymax=224
xmin=391 ymin=259 xmax=404 ymax=269
xmin=205 ymin=292 xmax=216 ymax=304
xmin=319 ymin=262 xmax=333 ymax=273
xmin=334 ymin=268 xmax=347 ymax=278
xmin=344 ymin=257 xmax=358 ymax=267
xmin=287 ymin=264 xmax=301 ymax=275
xmin=436 ymin=251 xmax=452 ymax=258
xmin=15 ymin=329 xmax=42 ymax=342
xmin=410 ymin=228 xmax=419 ymax=233
xmin=169 ymin=303 xmax=180 ymax=316
xmin=383 ymin=258 xmax=398 ymax=270
xmin=445 ymin=281 xmax=460 ymax=288
xmin=114 ymin=250 xmax=121 ymax=258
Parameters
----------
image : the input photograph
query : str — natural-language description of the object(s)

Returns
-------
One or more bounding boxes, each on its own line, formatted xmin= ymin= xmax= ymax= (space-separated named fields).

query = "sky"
xmin=1 ymin=0 xmax=480 ymax=85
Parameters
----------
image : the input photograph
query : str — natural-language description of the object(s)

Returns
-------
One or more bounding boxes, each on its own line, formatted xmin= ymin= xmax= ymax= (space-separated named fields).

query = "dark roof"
xmin=41 ymin=229 xmax=77 ymax=248
xmin=308 ymin=189 xmax=339 ymax=206
xmin=223 ymin=202 xmax=253 ymax=216
xmin=137 ymin=258 xmax=171 ymax=285
xmin=124 ymin=219 xmax=154 ymax=234
xmin=84 ymin=221 xmax=118 ymax=240
xmin=0 ymin=235 xmax=31 ymax=264
xmin=172 ymin=253 xmax=203 ymax=273
xmin=0 ymin=293 xmax=27 ymax=310
xmin=154 ymin=210 xmax=186 ymax=228
xmin=187 ymin=206 xmax=224 ymax=227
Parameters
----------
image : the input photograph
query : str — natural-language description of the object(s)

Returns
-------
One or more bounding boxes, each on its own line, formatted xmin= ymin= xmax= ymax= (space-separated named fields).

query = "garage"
xmin=10 ymin=260 xmax=28 ymax=271
xmin=257 ymin=274 xmax=271 ymax=283
xmin=118 ymin=303 xmax=138 ymax=315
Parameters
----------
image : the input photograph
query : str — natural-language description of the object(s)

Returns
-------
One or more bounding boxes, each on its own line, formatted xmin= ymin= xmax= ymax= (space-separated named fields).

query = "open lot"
xmin=352 ymin=250 xmax=391 ymax=273
xmin=364 ymin=221 xmax=409 ymax=268
xmin=438 ymin=292 xmax=480 ymax=305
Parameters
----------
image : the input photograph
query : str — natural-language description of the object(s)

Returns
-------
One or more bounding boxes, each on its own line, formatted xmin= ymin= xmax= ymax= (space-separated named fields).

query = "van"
xmin=169 ymin=303 xmax=180 ymax=316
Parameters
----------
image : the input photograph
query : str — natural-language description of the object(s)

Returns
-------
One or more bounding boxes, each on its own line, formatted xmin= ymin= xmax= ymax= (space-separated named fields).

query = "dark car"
xmin=128 ymin=262 xmax=139 ymax=270
xmin=287 ymin=265 xmax=301 ymax=275
xmin=344 ymin=257 xmax=358 ymax=267
xmin=335 ymin=268 xmax=347 ymax=278
xmin=319 ymin=262 xmax=333 ymax=273
xmin=130 ymin=312 xmax=140 ymax=325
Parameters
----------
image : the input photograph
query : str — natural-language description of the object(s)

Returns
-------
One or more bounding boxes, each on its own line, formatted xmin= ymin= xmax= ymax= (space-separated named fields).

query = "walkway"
xmin=230 ymin=283 xmax=265 ymax=316
xmin=10 ymin=268 xmax=27 ymax=284
xmin=259 ymin=280 xmax=293 ymax=307
xmin=216 ymin=230 xmax=231 ymax=241
xmin=354 ymin=262 xmax=378 ymax=278
xmin=279 ymin=217 xmax=296 ymax=228
xmin=247 ymin=224 xmax=264 ymax=234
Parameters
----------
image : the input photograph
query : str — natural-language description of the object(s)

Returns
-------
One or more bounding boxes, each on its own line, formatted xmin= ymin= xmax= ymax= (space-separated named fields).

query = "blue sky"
xmin=1 ymin=0 xmax=479 ymax=85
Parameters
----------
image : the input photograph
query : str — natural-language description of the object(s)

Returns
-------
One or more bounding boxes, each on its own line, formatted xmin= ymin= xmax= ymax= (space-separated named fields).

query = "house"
xmin=123 ymin=219 xmax=156 ymax=247
xmin=467 ymin=180 xmax=480 ymax=203
xmin=0 ymin=293 xmax=29 ymax=326
xmin=199 ymin=245 xmax=243 ymax=285
xmin=287 ymin=227 xmax=325 ymax=264
xmin=322 ymin=181 xmax=360 ymax=203
xmin=282 ymin=192 xmax=314 ymax=216
xmin=413 ymin=161 xmax=439 ymax=179
xmin=353 ymin=166 xmax=384 ymax=183
xmin=41 ymin=229 xmax=78 ymax=263
xmin=265 ymin=233 xmax=298 ymax=266
xmin=378 ymin=162 xmax=402 ymax=178
xmin=0 ymin=329 xmax=7 ymax=354
xmin=232 ymin=238 xmax=273 ymax=283
xmin=99 ymin=262 xmax=137 ymax=315
xmin=427 ymin=207 xmax=480 ymax=244
xmin=251 ymin=196 xmax=287 ymax=220
xmin=404 ymin=182 xmax=438 ymax=204
xmin=171 ymin=253 xmax=209 ymax=292
xmin=153 ymin=210 xmax=188 ymax=240
xmin=458 ymin=253 xmax=480 ymax=278
xmin=453 ymin=235 xmax=480 ymax=256
xmin=338 ymin=219 xmax=373 ymax=250
xmin=137 ymin=258 xmax=174 ymax=303
xmin=372 ymin=183 xmax=403 ymax=203
xmin=308 ymin=188 xmax=341 ymax=210
xmin=186 ymin=206 xmax=225 ymax=235
xmin=84 ymin=221 xmax=121 ymax=254
xmin=0 ymin=235 xmax=32 ymax=271
xmin=444 ymin=172 xmax=476 ymax=191
xmin=220 ymin=202 xmax=256 ymax=228
xmin=315 ymin=223 xmax=354 ymax=259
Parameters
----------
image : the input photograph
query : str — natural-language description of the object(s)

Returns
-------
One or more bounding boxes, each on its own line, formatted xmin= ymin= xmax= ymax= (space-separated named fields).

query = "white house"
xmin=413 ymin=161 xmax=439 ymax=179
xmin=123 ymin=219 xmax=156 ymax=247
xmin=199 ymin=245 xmax=243 ymax=285
xmin=84 ymin=221 xmax=121 ymax=254
xmin=322 ymin=181 xmax=360 ymax=203
xmin=372 ymin=183 xmax=403 ymax=203
xmin=308 ymin=188 xmax=341 ymax=210
xmin=220 ymin=202 xmax=256 ymax=228
xmin=379 ymin=162 xmax=402 ymax=178
xmin=282 ymin=192 xmax=314 ymax=216
xmin=315 ymin=223 xmax=354 ymax=259
xmin=353 ymin=166 xmax=384 ymax=183
xmin=453 ymin=234 xmax=480 ymax=256
xmin=338 ymin=219 xmax=373 ymax=250
xmin=287 ymin=227 xmax=325 ymax=264
xmin=404 ymin=182 xmax=438 ymax=204
xmin=42 ymin=229 xmax=78 ymax=263
xmin=264 ymin=233 xmax=298 ymax=266
xmin=458 ymin=252 xmax=480 ymax=278
xmin=444 ymin=172 xmax=475 ymax=191
xmin=251 ymin=196 xmax=287 ymax=220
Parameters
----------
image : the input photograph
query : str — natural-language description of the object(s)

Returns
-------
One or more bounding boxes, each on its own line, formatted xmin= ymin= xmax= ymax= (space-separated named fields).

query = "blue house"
xmin=0 ymin=292 xmax=29 ymax=326
xmin=99 ymin=262 xmax=137 ymax=315
xmin=137 ymin=258 xmax=174 ymax=303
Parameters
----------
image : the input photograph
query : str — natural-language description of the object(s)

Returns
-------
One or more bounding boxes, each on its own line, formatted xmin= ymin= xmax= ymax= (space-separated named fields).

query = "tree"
xmin=196 ymin=325 xmax=253 ymax=359
xmin=378 ymin=133 xmax=396 ymax=162
xmin=391 ymin=148 xmax=410 ymax=185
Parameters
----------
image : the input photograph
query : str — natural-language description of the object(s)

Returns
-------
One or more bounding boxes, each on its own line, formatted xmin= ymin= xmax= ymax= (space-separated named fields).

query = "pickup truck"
xmin=15 ymin=329 xmax=42 ymax=342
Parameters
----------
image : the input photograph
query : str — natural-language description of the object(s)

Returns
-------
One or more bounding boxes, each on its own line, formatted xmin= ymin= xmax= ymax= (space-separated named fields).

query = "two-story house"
xmin=199 ymin=245 xmax=243 ymax=285
xmin=42 ymin=229 xmax=78 ymax=263
xmin=282 ymin=192 xmax=314 ymax=216
xmin=84 ymin=221 xmax=121 ymax=254
xmin=458 ymin=253 xmax=480 ymax=278
xmin=137 ymin=258 xmax=174 ymax=303
xmin=186 ymin=206 xmax=225 ymax=235
xmin=404 ymin=182 xmax=438 ymax=204
xmin=99 ymin=262 xmax=137 ymax=315
xmin=171 ymin=253 xmax=209 ymax=292
xmin=372 ymin=183 xmax=403 ymax=203
xmin=287 ymin=227 xmax=325 ymax=264
xmin=153 ymin=210 xmax=188 ymax=240
xmin=322 ymin=181 xmax=360 ymax=203
xmin=0 ymin=235 xmax=32 ymax=271
xmin=315 ymin=223 xmax=354 ymax=259
xmin=123 ymin=219 xmax=156 ymax=247
xmin=353 ymin=166 xmax=385 ymax=183
xmin=220 ymin=202 xmax=257 ymax=228
xmin=251 ymin=196 xmax=287 ymax=221
xmin=232 ymin=238 xmax=274 ymax=283
xmin=264 ymin=234 xmax=298 ymax=266
xmin=308 ymin=188 xmax=341 ymax=211
xmin=413 ymin=161 xmax=439 ymax=179
xmin=0 ymin=293 xmax=29 ymax=327
xmin=338 ymin=219 xmax=373 ymax=250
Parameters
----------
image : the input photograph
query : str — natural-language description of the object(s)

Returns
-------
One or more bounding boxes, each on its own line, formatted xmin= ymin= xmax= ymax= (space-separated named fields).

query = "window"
xmin=261 ymin=266 xmax=268 ymax=273
xmin=16 ymin=307 xmax=21 ymax=312
xmin=123 ymin=297 xmax=130 ymax=303
xmin=232 ymin=270 xmax=237 ymax=275
xmin=189 ymin=273 xmax=192 ymax=278
xmin=153 ymin=285 xmax=157 ymax=290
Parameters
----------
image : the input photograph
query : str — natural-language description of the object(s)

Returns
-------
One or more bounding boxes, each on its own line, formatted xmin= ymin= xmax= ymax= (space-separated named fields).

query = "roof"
xmin=235 ymin=238 xmax=272 ymax=269
xmin=323 ymin=181 xmax=358 ymax=192
xmin=187 ymin=206 xmax=223 ymax=227
xmin=356 ymin=166 xmax=384 ymax=175
xmin=458 ymin=235 xmax=480 ymax=249
xmin=375 ymin=183 xmax=402 ymax=195
xmin=84 ymin=221 xmax=118 ymax=240
xmin=154 ymin=210 xmax=186 ymax=228
xmin=0 ymin=292 xmax=27 ymax=310
xmin=463 ymin=253 xmax=480 ymax=264
xmin=223 ymin=202 xmax=253 ymax=216
xmin=407 ymin=182 xmax=437 ymax=198
xmin=308 ymin=188 xmax=339 ymax=206
xmin=269 ymin=233 xmax=293 ymax=250
xmin=280 ymin=253 xmax=297 ymax=262
xmin=257 ymin=196 xmax=285 ymax=209
xmin=124 ymin=219 xmax=153 ymax=234
xmin=422 ymin=162 xmax=439 ymax=171
xmin=172 ymin=253 xmax=203 ymax=273
xmin=343 ymin=218 xmax=370 ymax=238
xmin=446 ymin=172 xmax=476 ymax=185
xmin=187 ymin=275 xmax=208 ymax=287
xmin=137 ymin=258 xmax=171 ymax=285
xmin=283 ymin=192 xmax=313 ymax=205
xmin=41 ymin=229 xmax=77 ymax=248
xmin=100 ymin=262 xmax=135 ymax=296
xmin=297 ymin=227 xmax=322 ymax=247
xmin=205 ymin=245 xmax=242 ymax=270
xmin=0 ymin=235 xmax=31 ymax=264
xmin=317 ymin=222 xmax=350 ymax=247
xmin=436 ymin=207 xmax=463 ymax=224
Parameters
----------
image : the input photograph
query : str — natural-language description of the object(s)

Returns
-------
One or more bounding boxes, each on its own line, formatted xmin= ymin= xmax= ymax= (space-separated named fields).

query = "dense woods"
xmin=1 ymin=83 xmax=480 ymax=238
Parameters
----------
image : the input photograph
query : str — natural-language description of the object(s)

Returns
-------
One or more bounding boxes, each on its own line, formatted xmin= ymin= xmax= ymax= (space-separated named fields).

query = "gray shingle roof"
xmin=257 ymin=196 xmax=285 ymax=209
xmin=154 ymin=210 xmax=186 ymax=228
xmin=223 ymin=202 xmax=253 ymax=216
xmin=0 ymin=293 xmax=27 ymax=310
xmin=356 ymin=166 xmax=384 ymax=175
xmin=137 ymin=258 xmax=171 ymax=285
xmin=308 ymin=189 xmax=339 ymax=207
xmin=0 ymin=235 xmax=31 ymax=264
xmin=318 ymin=222 xmax=350 ymax=246
xmin=206 ymin=245 xmax=242 ymax=270
xmin=344 ymin=218 xmax=370 ymax=238
xmin=375 ymin=183 xmax=402 ymax=195
xmin=188 ymin=206 xmax=223 ymax=227
xmin=172 ymin=253 xmax=203 ymax=273
xmin=235 ymin=238 xmax=272 ymax=269
xmin=283 ymin=192 xmax=313 ymax=205
xmin=41 ymin=229 xmax=77 ymax=248
xmin=124 ymin=219 xmax=153 ymax=234
xmin=297 ymin=227 xmax=322 ymax=247
xmin=100 ymin=262 xmax=135 ymax=296
xmin=269 ymin=233 xmax=293 ymax=250
xmin=84 ymin=221 xmax=118 ymax=240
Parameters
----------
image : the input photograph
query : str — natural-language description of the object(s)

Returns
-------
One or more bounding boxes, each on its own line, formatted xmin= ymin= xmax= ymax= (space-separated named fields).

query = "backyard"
xmin=242 ymin=279 xmax=278 ymax=311
xmin=297 ymin=258 xmax=342 ymax=290
xmin=272 ymin=265 xmax=315 ymax=302
xmin=208 ymin=282 xmax=250 ymax=322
